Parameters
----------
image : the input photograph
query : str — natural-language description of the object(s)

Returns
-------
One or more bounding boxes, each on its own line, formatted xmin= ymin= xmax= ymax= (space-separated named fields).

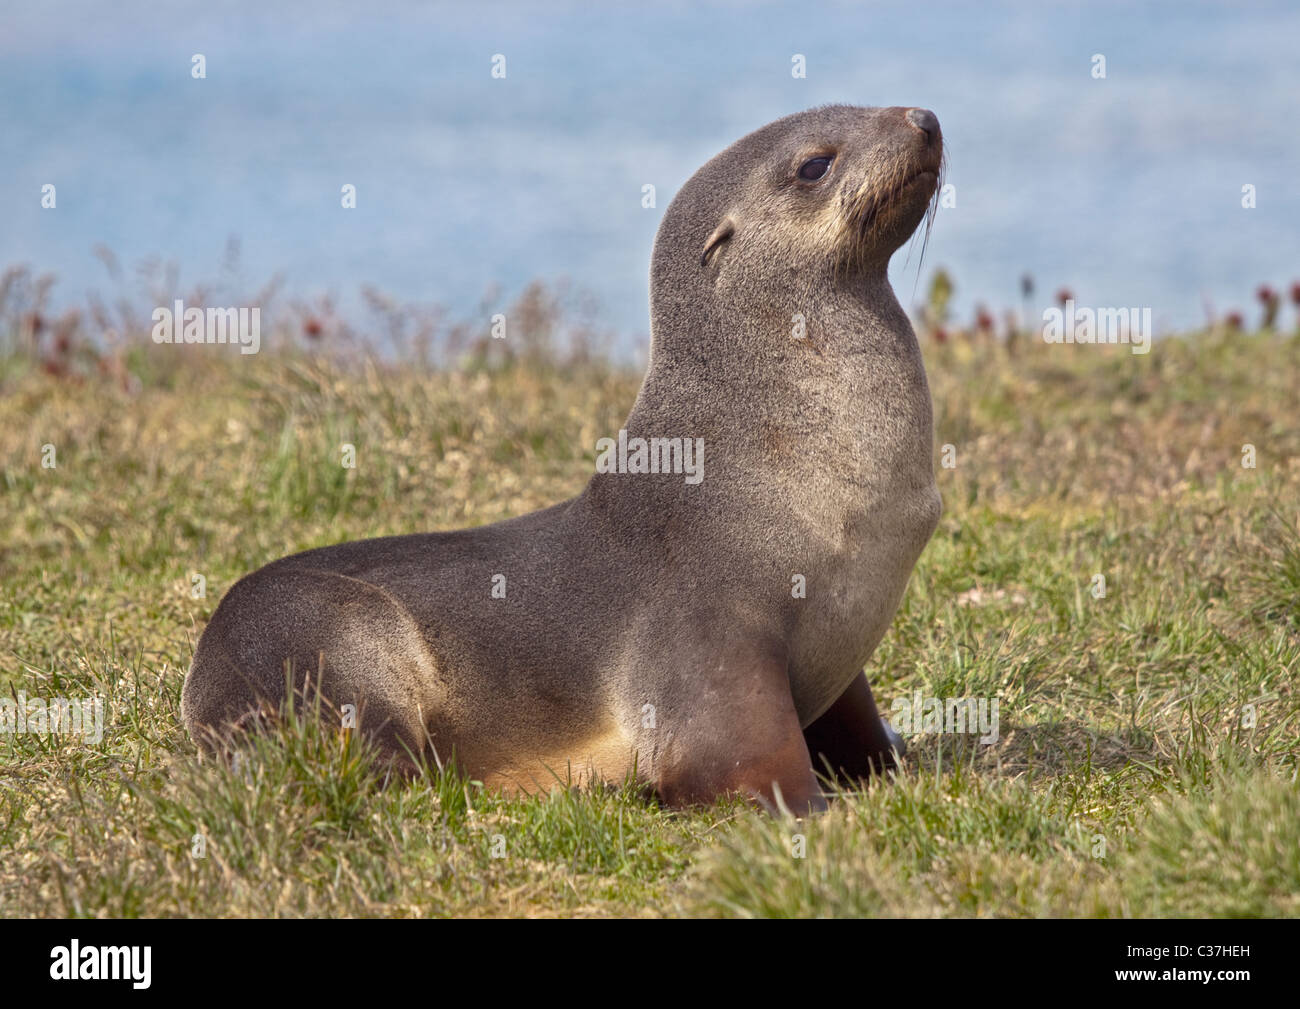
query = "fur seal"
xmin=181 ymin=104 xmax=944 ymax=813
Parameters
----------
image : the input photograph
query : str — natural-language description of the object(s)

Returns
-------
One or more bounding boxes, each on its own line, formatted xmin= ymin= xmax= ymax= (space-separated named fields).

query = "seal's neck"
xmin=638 ymin=270 xmax=916 ymax=416
xmin=582 ymin=269 xmax=932 ymax=524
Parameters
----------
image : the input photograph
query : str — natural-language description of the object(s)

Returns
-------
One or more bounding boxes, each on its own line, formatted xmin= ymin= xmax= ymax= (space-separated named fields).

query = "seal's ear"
xmin=700 ymin=216 xmax=736 ymax=266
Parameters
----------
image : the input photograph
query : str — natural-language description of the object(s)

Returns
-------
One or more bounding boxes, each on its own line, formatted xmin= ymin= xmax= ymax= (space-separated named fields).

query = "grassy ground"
xmin=1 ymin=321 xmax=1297 ymax=917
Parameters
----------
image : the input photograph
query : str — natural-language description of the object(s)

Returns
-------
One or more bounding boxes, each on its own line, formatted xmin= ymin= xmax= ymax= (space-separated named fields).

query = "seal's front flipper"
xmin=803 ymin=671 xmax=903 ymax=787
xmin=881 ymin=717 xmax=906 ymax=760
xmin=652 ymin=645 xmax=826 ymax=815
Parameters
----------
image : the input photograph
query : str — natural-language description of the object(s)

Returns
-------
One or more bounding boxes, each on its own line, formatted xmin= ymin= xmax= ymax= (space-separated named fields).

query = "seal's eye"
xmin=797 ymin=156 xmax=833 ymax=181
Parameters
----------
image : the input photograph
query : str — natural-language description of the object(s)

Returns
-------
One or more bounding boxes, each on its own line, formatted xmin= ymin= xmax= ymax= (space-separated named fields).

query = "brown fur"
xmin=181 ymin=105 xmax=945 ymax=813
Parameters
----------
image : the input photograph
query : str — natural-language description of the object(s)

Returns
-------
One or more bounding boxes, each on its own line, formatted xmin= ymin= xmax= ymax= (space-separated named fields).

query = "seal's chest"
xmin=787 ymin=483 xmax=940 ymax=721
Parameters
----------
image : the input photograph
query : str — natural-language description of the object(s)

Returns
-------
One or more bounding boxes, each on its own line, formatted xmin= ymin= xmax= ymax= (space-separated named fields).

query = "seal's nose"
xmin=905 ymin=108 xmax=940 ymax=140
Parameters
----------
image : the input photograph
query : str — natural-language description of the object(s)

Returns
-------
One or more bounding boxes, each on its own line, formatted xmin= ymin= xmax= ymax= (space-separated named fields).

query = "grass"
xmin=1 ymin=307 xmax=1298 ymax=917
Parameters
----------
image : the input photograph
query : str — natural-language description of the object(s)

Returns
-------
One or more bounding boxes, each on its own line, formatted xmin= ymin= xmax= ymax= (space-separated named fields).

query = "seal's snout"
xmin=905 ymin=107 xmax=941 ymax=142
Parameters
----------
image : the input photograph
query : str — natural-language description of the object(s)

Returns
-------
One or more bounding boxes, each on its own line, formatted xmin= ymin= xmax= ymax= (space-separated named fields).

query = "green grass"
xmin=1 ymin=319 xmax=1298 ymax=917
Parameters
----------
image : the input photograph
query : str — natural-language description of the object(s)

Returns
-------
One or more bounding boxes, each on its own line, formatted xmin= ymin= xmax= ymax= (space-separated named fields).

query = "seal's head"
xmin=651 ymin=105 xmax=943 ymax=338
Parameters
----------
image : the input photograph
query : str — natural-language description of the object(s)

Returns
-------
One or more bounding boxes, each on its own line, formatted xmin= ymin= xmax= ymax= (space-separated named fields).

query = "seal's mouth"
xmin=848 ymin=166 xmax=940 ymax=236
xmin=827 ymin=149 xmax=945 ymax=275
xmin=893 ymin=169 xmax=939 ymax=205
xmin=890 ymin=160 xmax=943 ymax=200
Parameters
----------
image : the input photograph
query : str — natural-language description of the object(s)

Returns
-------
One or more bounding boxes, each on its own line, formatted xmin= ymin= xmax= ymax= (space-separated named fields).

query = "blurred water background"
xmin=3 ymin=0 xmax=1298 ymax=355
